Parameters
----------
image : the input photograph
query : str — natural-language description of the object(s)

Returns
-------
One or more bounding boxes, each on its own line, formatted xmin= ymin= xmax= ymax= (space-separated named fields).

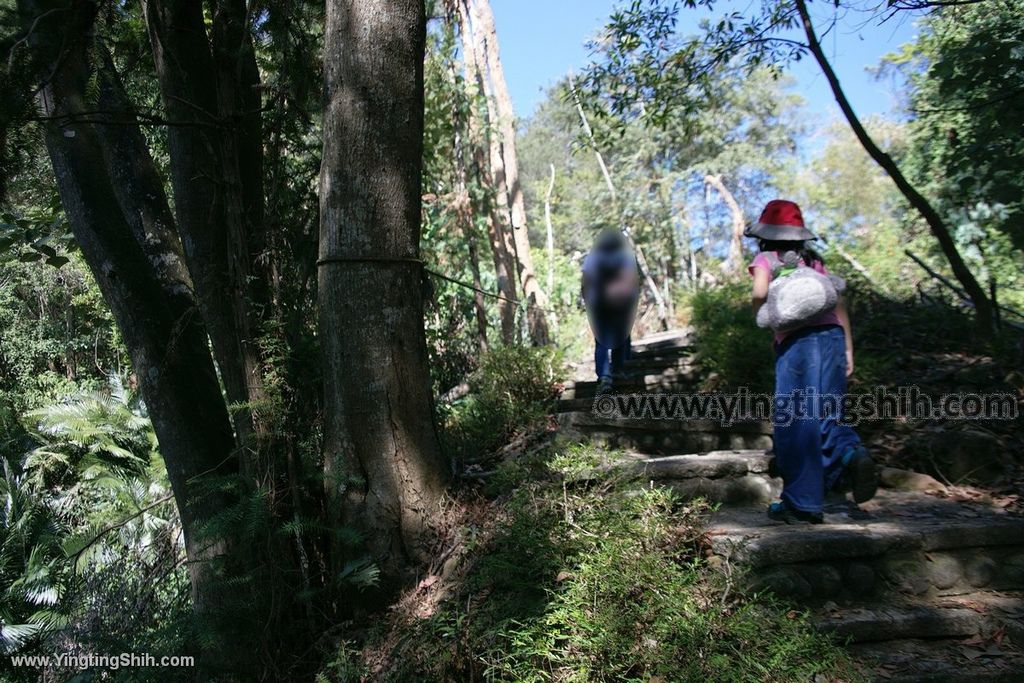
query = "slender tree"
xmin=568 ymin=73 xmax=670 ymax=329
xmin=457 ymin=0 xmax=519 ymax=342
xmin=462 ymin=0 xmax=551 ymax=345
xmin=583 ymin=0 xmax=995 ymax=333
xmin=704 ymin=174 xmax=746 ymax=274
xmin=792 ymin=0 xmax=993 ymax=333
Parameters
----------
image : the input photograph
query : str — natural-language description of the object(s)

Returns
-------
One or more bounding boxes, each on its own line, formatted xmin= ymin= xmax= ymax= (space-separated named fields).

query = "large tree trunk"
xmin=457 ymin=1 xmax=518 ymax=343
xmin=704 ymin=174 xmax=745 ymax=274
xmin=19 ymin=0 xmax=248 ymax=670
xmin=320 ymin=0 xmax=449 ymax=577
xmin=464 ymin=0 xmax=551 ymax=345
xmin=794 ymin=0 xmax=993 ymax=335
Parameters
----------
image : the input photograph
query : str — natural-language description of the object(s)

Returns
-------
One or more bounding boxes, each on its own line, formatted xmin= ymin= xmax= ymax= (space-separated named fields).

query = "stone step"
xmin=708 ymin=490 xmax=1024 ymax=605
xmin=622 ymin=356 xmax=699 ymax=371
xmin=629 ymin=329 xmax=693 ymax=354
xmin=573 ymin=354 xmax=698 ymax=373
xmin=815 ymin=592 xmax=1024 ymax=644
xmin=596 ymin=450 xmax=781 ymax=505
xmin=559 ymin=413 xmax=772 ymax=435
xmin=849 ymin=636 xmax=1024 ymax=682
xmin=559 ymin=412 xmax=772 ymax=455
xmin=570 ymin=428 xmax=772 ymax=455
xmin=559 ymin=370 xmax=702 ymax=400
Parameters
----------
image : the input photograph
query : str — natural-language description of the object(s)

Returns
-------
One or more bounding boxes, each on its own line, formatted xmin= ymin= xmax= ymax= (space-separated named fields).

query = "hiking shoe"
xmin=843 ymin=445 xmax=878 ymax=504
xmin=611 ymin=370 xmax=635 ymax=383
xmin=767 ymin=501 xmax=823 ymax=525
xmin=595 ymin=376 xmax=614 ymax=396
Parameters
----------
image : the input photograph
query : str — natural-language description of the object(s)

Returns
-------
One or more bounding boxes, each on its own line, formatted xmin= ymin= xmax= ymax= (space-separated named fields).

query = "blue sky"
xmin=491 ymin=0 xmax=921 ymax=127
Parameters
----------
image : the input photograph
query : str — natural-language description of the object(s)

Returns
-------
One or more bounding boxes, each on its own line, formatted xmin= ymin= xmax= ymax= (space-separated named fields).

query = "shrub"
xmin=438 ymin=345 xmax=564 ymax=462
xmin=686 ymin=284 xmax=775 ymax=392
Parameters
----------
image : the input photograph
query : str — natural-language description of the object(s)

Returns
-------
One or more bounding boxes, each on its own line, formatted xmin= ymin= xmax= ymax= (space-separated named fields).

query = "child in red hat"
xmin=747 ymin=199 xmax=876 ymax=523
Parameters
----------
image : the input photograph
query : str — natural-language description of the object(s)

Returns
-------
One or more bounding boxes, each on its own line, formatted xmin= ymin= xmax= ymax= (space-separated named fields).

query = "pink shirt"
xmin=748 ymin=252 xmax=841 ymax=345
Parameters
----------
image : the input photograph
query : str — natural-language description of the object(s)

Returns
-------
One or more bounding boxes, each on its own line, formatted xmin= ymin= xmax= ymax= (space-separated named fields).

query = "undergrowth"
xmin=438 ymin=345 xmax=564 ymax=463
xmin=684 ymin=278 xmax=1022 ymax=390
xmin=319 ymin=444 xmax=858 ymax=682
xmin=685 ymin=283 xmax=774 ymax=392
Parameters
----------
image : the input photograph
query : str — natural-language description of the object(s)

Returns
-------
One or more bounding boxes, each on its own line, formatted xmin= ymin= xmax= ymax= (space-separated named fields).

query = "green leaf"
xmin=33 ymin=243 xmax=58 ymax=258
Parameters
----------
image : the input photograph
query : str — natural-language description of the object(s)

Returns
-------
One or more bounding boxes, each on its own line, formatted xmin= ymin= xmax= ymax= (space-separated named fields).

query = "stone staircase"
xmin=557 ymin=329 xmax=1024 ymax=682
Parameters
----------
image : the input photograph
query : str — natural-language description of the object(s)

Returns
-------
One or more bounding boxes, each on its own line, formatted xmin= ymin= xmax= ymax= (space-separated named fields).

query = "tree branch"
xmin=793 ymin=0 xmax=993 ymax=332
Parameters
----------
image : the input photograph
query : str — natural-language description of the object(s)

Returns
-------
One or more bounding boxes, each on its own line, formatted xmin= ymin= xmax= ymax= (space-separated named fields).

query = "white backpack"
xmin=755 ymin=251 xmax=846 ymax=332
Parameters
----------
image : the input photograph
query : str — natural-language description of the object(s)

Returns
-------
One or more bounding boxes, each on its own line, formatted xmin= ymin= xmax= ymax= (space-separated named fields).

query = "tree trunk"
xmin=449 ymin=54 xmax=489 ymax=352
xmin=465 ymin=0 xmax=551 ymax=345
xmin=794 ymin=0 xmax=993 ymax=335
xmin=457 ymin=0 xmax=518 ymax=343
xmin=704 ymin=174 xmax=745 ymax=274
xmin=320 ymin=0 xmax=449 ymax=576
xmin=545 ymin=163 xmax=556 ymax=297
xmin=19 ymin=0 xmax=247 ymax=670
xmin=142 ymin=0 xmax=271 ymax=460
xmin=466 ymin=232 xmax=490 ymax=352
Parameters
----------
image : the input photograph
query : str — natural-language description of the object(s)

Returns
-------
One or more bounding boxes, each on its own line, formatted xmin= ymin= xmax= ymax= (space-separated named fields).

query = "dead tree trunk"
xmin=449 ymin=53 xmax=490 ymax=352
xmin=465 ymin=0 xmax=551 ymax=345
xmin=320 ymin=0 xmax=450 ymax=576
xmin=457 ymin=0 xmax=518 ymax=343
xmin=704 ymin=174 xmax=745 ymax=274
xmin=794 ymin=0 xmax=993 ymax=335
xmin=545 ymin=163 xmax=556 ymax=297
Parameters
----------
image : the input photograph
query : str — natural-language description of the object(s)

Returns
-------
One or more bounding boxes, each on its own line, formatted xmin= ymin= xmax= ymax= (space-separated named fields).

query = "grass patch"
xmin=320 ymin=445 xmax=858 ymax=682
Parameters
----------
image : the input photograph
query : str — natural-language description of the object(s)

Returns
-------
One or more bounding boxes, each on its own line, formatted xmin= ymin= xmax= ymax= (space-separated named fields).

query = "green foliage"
xmin=885 ymin=0 xmax=1024 ymax=309
xmin=320 ymin=445 xmax=856 ymax=682
xmin=0 ymin=256 xmax=122 ymax=415
xmin=439 ymin=346 xmax=564 ymax=462
xmin=686 ymin=283 xmax=774 ymax=391
xmin=521 ymin=67 xmax=804 ymax=289
xmin=0 ymin=204 xmax=73 ymax=269
xmin=0 ymin=380 xmax=188 ymax=679
xmin=22 ymin=378 xmax=152 ymax=490
xmin=0 ymin=461 xmax=73 ymax=658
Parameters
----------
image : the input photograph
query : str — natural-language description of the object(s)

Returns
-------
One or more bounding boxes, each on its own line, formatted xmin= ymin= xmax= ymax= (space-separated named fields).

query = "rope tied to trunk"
xmin=317 ymin=254 xmax=541 ymax=310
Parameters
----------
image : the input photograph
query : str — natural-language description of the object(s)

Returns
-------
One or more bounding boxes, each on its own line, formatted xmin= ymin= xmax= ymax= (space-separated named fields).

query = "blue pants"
xmin=773 ymin=325 xmax=861 ymax=514
xmin=595 ymin=336 xmax=631 ymax=380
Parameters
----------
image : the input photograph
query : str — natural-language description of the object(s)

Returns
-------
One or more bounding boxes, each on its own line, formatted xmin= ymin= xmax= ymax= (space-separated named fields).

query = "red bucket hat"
xmin=744 ymin=199 xmax=818 ymax=241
